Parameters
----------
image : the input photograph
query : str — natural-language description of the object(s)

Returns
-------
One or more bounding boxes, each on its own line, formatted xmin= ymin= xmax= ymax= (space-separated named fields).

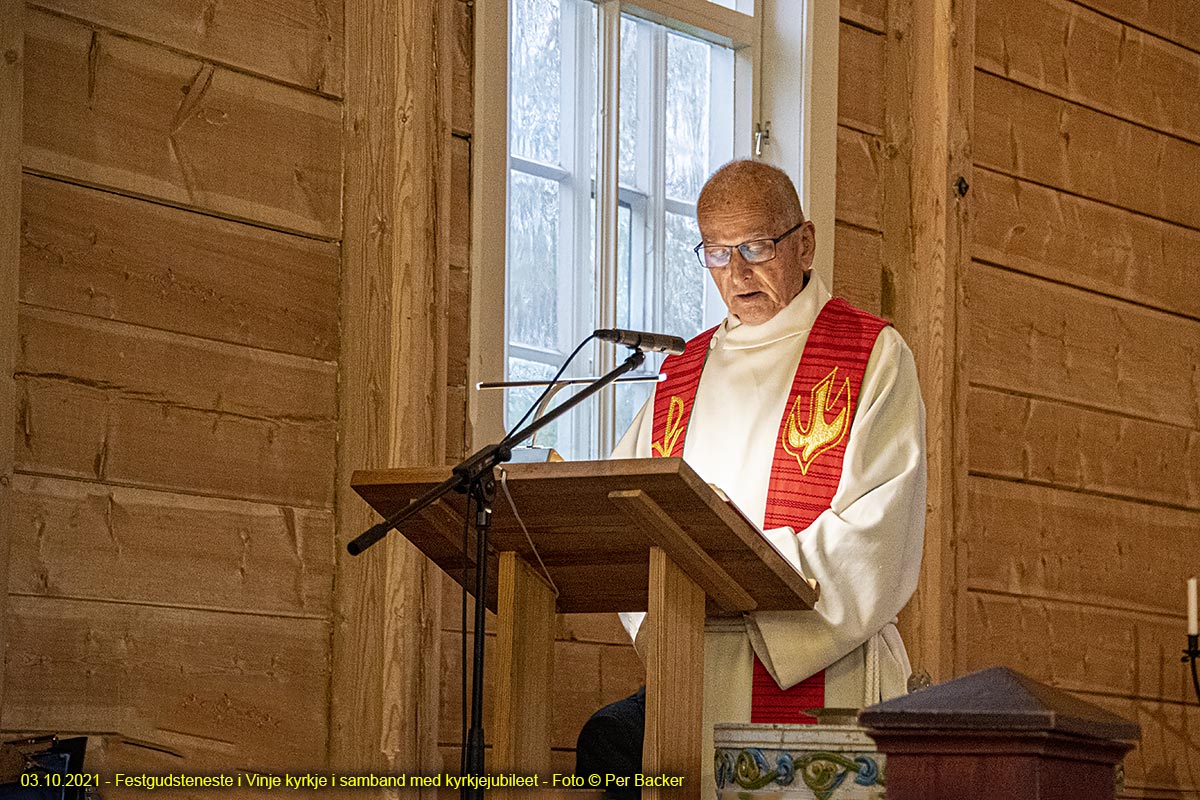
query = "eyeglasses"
xmin=693 ymin=221 xmax=804 ymax=269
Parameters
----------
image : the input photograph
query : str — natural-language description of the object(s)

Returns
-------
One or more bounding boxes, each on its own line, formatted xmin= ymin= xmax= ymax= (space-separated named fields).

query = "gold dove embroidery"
xmin=652 ymin=396 xmax=686 ymax=457
xmin=782 ymin=367 xmax=852 ymax=474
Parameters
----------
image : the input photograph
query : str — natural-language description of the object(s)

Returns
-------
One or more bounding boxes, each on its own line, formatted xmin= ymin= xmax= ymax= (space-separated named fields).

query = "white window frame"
xmin=469 ymin=0 xmax=839 ymax=451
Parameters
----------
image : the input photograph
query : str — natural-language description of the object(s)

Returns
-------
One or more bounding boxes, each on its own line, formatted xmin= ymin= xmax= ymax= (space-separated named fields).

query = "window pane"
xmin=615 ymin=204 xmax=634 ymax=328
xmin=619 ymin=16 xmax=640 ymax=187
xmin=511 ymin=0 xmax=561 ymax=164
xmin=615 ymin=378 xmax=654 ymax=447
xmin=505 ymin=358 xmax=558 ymax=447
xmin=664 ymin=211 xmax=706 ymax=337
xmin=508 ymin=170 xmax=560 ymax=350
xmin=665 ymin=32 xmax=712 ymax=202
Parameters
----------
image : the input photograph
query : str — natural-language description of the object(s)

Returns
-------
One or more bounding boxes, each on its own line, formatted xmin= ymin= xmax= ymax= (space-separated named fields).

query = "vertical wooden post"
xmin=884 ymin=0 xmax=974 ymax=683
xmin=0 ymin=0 xmax=22 ymax=712
xmin=643 ymin=546 xmax=705 ymax=800
xmin=333 ymin=0 xmax=452 ymax=790
xmin=492 ymin=551 xmax=556 ymax=778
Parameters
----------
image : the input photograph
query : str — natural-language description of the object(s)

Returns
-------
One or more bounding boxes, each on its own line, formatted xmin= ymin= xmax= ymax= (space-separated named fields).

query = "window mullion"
xmin=562 ymin=0 xmax=599 ymax=456
xmin=593 ymin=0 xmax=621 ymax=455
xmin=648 ymin=26 xmax=668 ymax=340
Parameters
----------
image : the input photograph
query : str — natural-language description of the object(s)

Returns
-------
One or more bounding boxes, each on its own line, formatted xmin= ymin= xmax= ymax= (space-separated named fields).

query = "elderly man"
xmin=576 ymin=160 xmax=926 ymax=797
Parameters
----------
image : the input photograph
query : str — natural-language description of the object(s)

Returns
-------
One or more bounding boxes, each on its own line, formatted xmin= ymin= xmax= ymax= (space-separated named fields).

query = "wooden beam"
xmin=492 ymin=551 xmax=556 ymax=779
xmin=5 ymin=595 xmax=328 ymax=771
xmin=29 ymin=0 xmax=344 ymax=96
xmin=883 ymin=0 xmax=973 ymax=683
xmin=22 ymin=9 xmax=342 ymax=240
xmin=608 ymin=489 xmax=756 ymax=613
xmin=965 ymin=477 xmax=1200 ymax=620
xmin=966 ymin=264 xmax=1200 ymax=429
xmin=967 ymin=387 xmax=1200 ymax=511
xmin=0 ymin=0 xmax=22 ymax=713
xmin=20 ymin=175 xmax=341 ymax=360
xmin=332 ymin=0 xmax=452 ymax=789
xmin=642 ymin=546 xmax=704 ymax=800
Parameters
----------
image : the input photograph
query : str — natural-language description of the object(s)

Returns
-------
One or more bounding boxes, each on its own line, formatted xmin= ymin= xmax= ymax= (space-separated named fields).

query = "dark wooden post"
xmin=858 ymin=667 xmax=1140 ymax=800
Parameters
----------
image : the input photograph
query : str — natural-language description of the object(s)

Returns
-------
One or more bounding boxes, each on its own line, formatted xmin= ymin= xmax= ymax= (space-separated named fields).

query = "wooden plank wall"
xmin=832 ymin=0 xmax=887 ymax=317
xmin=966 ymin=0 xmax=1200 ymax=795
xmin=10 ymin=0 xmax=342 ymax=790
xmin=0 ymin=0 xmax=23 ymax=713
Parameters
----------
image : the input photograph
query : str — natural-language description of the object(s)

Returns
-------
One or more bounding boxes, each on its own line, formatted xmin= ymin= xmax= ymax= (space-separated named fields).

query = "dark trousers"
xmin=575 ymin=686 xmax=646 ymax=800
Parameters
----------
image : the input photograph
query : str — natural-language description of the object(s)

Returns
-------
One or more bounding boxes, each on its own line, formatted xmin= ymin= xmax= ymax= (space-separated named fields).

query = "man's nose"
xmin=727 ymin=250 xmax=757 ymax=283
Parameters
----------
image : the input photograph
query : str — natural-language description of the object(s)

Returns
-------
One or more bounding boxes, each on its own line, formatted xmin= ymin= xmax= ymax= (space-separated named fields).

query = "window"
xmin=471 ymin=0 xmax=838 ymax=458
xmin=505 ymin=0 xmax=745 ymax=459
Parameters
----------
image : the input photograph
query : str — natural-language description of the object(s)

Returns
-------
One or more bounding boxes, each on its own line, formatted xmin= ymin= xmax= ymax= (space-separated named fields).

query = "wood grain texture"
xmin=17 ymin=306 xmax=336 ymax=421
xmin=439 ymin=631 xmax=642 ymax=752
xmin=884 ymin=0 xmax=974 ymax=684
xmin=451 ymin=0 xmax=473 ymax=135
xmin=838 ymin=22 xmax=884 ymax=135
xmin=1078 ymin=693 xmax=1199 ymax=797
xmin=14 ymin=307 xmax=337 ymax=507
xmin=831 ymin=221 xmax=883 ymax=315
xmin=445 ymin=383 xmax=468 ymax=463
xmin=10 ymin=473 xmax=334 ymax=615
xmin=972 ymin=168 xmax=1200 ymax=320
xmin=968 ymin=387 xmax=1200 ymax=510
xmin=16 ymin=377 xmax=335 ymax=508
xmin=441 ymin=576 xmax=634 ymax=645
xmin=834 ymin=126 xmax=883 ymax=232
xmin=70 ymin=737 xmax=325 ymax=800
xmin=3 ymin=595 xmax=329 ymax=771
xmin=840 ymin=0 xmax=886 ymax=33
xmin=352 ymin=460 xmax=819 ymax=614
xmin=446 ymin=134 xmax=472 ymax=462
xmin=966 ymin=262 xmax=1200 ymax=429
xmin=966 ymin=477 xmax=1200 ymax=619
xmin=609 ymin=489 xmax=756 ymax=613
xmin=331 ymin=0 xmax=452 ymax=782
xmin=30 ymin=0 xmax=343 ymax=95
xmin=963 ymin=590 xmax=1195 ymax=706
xmin=643 ymin=547 xmax=704 ymax=800
xmin=23 ymin=9 xmax=341 ymax=238
xmin=492 ymin=552 xmax=555 ymax=776
xmin=976 ymin=0 xmax=1200 ymax=143
xmin=556 ymin=611 xmax=632 ymax=646
xmin=1071 ymin=0 xmax=1200 ymax=54
xmin=21 ymin=175 xmax=340 ymax=359
xmin=974 ymin=69 xmax=1200 ymax=231
xmin=449 ymin=134 xmax=472 ymax=269
xmin=0 ymin=0 xmax=22 ymax=713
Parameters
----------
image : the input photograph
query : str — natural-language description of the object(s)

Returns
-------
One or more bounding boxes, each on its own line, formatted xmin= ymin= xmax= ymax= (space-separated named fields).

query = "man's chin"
xmin=731 ymin=300 xmax=780 ymax=326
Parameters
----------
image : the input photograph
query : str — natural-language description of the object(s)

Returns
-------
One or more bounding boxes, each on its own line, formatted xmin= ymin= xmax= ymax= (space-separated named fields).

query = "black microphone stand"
xmin=347 ymin=347 xmax=647 ymax=800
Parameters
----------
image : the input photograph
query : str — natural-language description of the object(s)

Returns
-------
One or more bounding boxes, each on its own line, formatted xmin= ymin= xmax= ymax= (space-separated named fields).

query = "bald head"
xmin=695 ymin=160 xmax=816 ymax=326
xmin=697 ymin=160 xmax=804 ymax=230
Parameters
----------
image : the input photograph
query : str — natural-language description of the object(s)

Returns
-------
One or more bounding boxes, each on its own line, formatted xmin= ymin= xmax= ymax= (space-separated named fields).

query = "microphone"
xmin=594 ymin=328 xmax=687 ymax=355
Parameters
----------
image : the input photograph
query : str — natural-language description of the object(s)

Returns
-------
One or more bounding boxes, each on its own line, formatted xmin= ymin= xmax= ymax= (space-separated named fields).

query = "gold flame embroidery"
xmin=782 ymin=367 xmax=851 ymax=474
xmin=652 ymin=396 xmax=686 ymax=457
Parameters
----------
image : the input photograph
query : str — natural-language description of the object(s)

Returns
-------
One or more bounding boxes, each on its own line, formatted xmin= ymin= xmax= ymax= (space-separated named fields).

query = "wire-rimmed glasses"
xmin=693 ymin=221 xmax=804 ymax=269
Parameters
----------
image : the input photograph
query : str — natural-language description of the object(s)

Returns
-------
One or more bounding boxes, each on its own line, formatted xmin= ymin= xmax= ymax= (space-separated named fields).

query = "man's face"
xmin=698 ymin=203 xmax=815 ymax=326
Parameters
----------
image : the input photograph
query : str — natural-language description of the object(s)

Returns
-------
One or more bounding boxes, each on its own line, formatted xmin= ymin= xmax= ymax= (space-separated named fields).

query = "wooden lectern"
xmin=353 ymin=457 xmax=818 ymax=799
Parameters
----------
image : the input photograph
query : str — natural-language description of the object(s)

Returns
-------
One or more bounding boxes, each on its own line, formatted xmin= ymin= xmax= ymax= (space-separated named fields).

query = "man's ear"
xmin=798 ymin=221 xmax=817 ymax=270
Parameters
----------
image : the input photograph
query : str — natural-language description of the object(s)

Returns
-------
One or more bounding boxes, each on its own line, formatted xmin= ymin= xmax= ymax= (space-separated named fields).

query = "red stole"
xmin=650 ymin=297 xmax=889 ymax=723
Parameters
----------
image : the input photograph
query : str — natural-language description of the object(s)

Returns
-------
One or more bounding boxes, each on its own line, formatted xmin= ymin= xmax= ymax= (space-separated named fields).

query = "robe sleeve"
xmin=745 ymin=326 xmax=926 ymax=690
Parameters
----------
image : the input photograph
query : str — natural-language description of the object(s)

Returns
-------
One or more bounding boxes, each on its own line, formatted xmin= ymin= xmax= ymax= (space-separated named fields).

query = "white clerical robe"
xmin=611 ymin=273 xmax=925 ymax=796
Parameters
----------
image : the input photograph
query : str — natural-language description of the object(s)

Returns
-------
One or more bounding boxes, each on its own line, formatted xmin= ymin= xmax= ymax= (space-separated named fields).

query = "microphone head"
xmin=594 ymin=328 xmax=686 ymax=355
